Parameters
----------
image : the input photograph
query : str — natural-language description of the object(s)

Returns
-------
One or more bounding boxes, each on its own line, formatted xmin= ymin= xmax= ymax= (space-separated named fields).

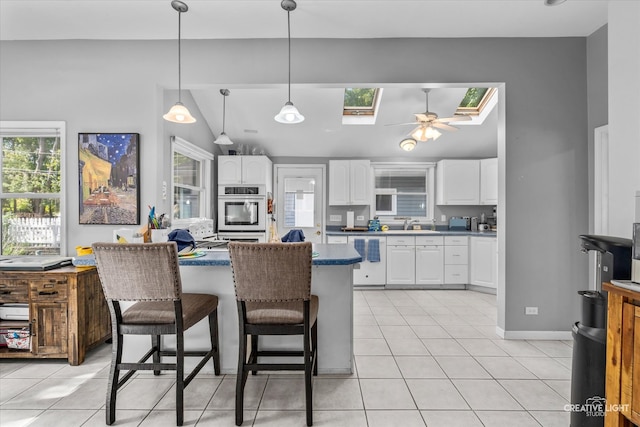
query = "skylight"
xmin=343 ymin=88 xmax=380 ymax=116
xmin=456 ymin=87 xmax=496 ymax=116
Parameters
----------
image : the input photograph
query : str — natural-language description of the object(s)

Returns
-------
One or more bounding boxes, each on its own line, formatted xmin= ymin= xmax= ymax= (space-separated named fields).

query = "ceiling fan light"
xmin=544 ymin=0 xmax=566 ymax=6
xmin=214 ymin=132 xmax=233 ymax=145
xmin=399 ymin=138 xmax=417 ymax=151
xmin=275 ymin=102 xmax=305 ymax=124
xmin=163 ymin=102 xmax=196 ymax=123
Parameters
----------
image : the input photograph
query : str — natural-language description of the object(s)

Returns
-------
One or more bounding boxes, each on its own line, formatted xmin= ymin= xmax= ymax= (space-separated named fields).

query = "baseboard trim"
xmin=495 ymin=327 xmax=572 ymax=340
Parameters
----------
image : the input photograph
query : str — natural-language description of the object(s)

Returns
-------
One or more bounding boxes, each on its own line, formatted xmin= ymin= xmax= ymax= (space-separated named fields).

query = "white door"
xmin=275 ymin=165 xmax=325 ymax=243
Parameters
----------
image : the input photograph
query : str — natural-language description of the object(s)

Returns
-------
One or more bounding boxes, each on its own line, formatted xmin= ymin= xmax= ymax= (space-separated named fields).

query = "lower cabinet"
xmin=469 ymin=236 xmax=497 ymax=289
xmin=415 ymin=236 xmax=444 ymax=285
xmin=387 ymin=236 xmax=415 ymax=285
xmin=444 ymin=236 xmax=468 ymax=285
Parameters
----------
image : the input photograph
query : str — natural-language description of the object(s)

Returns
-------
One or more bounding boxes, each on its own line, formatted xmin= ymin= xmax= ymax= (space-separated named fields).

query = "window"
xmin=456 ymin=87 xmax=497 ymax=116
xmin=0 ymin=121 xmax=65 ymax=255
xmin=171 ymin=136 xmax=213 ymax=220
xmin=343 ymin=88 xmax=380 ymax=116
xmin=372 ymin=163 xmax=435 ymax=221
xmin=283 ymin=177 xmax=315 ymax=227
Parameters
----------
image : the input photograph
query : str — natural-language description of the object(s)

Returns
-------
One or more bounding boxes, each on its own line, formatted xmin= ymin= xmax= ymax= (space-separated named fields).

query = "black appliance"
xmin=571 ymin=235 xmax=632 ymax=427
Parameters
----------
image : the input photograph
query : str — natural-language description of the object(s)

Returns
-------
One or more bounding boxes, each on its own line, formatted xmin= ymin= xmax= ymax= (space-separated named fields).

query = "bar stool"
xmin=92 ymin=242 xmax=220 ymax=426
xmin=228 ymin=242 xmax=318 ymax=426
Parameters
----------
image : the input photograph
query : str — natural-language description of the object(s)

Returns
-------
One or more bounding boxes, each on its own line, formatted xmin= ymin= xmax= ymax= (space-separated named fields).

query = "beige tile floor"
xmin=0 ymin=289 xmax=573 ymax=426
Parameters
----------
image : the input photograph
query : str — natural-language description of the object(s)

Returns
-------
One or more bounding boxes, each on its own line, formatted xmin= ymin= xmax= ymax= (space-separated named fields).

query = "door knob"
xmin=316 ymin=231 xmax=321 ymax=236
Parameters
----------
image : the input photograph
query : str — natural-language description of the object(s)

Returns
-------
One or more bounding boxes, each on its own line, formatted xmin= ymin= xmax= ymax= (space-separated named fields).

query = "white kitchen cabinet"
xmin=348 ymin=236 xmax=386 ymax=286
xmin=436 ymin=159 xmax=480 ymax=205
xmin=329 ymin=160 xmax=371 ymax=206
xmin=415 ymin=235 xmax=444 ymax=285
xmin=470 ymin=236 xmax=497 ymax=289
xmin=480 ymin=158 xmax=498 ymax=205
xmin=218 ymin=155 xmax=272 ymax=185
xmin=444 ymin=235 xmax=468 ymax=285
xmin=386 ymin=236 xmax=415 ymax=285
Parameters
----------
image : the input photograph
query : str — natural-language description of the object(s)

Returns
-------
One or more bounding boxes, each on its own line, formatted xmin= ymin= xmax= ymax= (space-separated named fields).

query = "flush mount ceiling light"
xmin=214 ymin=89 xmax=234 ymax=145
xmin=544 ymin=0 xmax=567 ymax=5
xmin=274 ymin=0 xmax=304 ymax=124
xmin=399 ymin=138 xmax=417 ymax=151
xmin=163 ymin=0 xmax=196 ymax=124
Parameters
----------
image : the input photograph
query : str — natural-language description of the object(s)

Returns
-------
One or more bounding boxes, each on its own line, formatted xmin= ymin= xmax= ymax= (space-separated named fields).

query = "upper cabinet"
xmin=329 ymin=160 xmax=371 ymax=206
xmin=436 ymin=159 xmax=480 ymax=205
xmin=480 ymin=158 xmax=498 ymax=205
xmin=436 ymin=158 xmax=497 ymax=205
xmin=218 ymin=155 xmax=272 ymax=186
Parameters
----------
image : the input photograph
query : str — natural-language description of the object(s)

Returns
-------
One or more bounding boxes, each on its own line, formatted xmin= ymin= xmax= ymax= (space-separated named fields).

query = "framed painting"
xmin=78 ymin=133 xmax=140 ymax=225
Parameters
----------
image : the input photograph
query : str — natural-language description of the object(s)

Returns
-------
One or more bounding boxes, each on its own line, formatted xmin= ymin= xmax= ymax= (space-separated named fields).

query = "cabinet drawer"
xmin=444 ymin=236 xmax=468 ymax=246
xmin=416 ymin=235 xmax=444 ymax=246
xmin=386 ymin=236 xmax=415 ymax=246
xmin=445 ymin=245 xmax=468 ymax=265
xmin=327 ymin=236 xmax=348 ymax=244
xmin=0 ymin=278 xmax=29 ymax=303
xmin=30 ymin=277 xmax=68 ymax=301
xmin=445 ymin=265 xmax=468 ymax=284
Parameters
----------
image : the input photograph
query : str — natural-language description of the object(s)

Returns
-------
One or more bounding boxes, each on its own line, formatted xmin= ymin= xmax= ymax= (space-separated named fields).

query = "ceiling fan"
xmin=388 ymin=89 xmax=471 ymax=142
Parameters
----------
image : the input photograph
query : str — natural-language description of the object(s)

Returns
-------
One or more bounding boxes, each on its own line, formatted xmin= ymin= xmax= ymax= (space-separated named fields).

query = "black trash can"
xmin=571 ymin=235 xmax=632 ymax=427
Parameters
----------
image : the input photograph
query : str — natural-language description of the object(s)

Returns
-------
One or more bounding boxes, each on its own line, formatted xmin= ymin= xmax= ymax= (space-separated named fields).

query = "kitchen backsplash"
xmin=327 ymin=205 xmax=495 ymax=227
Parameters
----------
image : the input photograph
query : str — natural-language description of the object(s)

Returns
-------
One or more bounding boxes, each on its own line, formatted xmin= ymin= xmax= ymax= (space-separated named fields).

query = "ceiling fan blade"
xmin=432 ymin=122 xmax=458 ymax=131
xmin=385 ymin=122 xmax=419 ymax=127
xmin=438 ymin=115 xmax=472 ymax=122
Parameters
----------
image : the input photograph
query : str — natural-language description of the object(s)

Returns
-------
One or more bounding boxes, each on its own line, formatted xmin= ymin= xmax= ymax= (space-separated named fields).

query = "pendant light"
xmin=274 ymin=0 xmax=304 ymax=124
xmin=214 ymin=89 xmax=234 ymax=145
xmin=163 ymin=0 xmax=196 ymax=124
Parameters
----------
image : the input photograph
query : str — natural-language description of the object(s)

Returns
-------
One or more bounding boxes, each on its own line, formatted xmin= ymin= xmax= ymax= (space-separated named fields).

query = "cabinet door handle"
xmin=0 ymin=290 xmax=10 ymax=295
xmin=38 ymin=291 xmax=59 ymax=296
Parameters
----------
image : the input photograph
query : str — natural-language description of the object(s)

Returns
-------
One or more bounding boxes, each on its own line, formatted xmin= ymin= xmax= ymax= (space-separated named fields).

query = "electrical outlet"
xmin=330 ymin=215 xmax=342 ymax=222
xmin=356 ymin=215 xmax=365 ymax=221
xmin=525 ymin=306 xmax=539 ymax=315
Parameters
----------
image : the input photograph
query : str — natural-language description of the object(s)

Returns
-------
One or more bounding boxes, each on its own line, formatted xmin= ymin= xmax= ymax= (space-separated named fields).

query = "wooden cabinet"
xmin=436 ymin=158 xmax=497 ymax=206
xmin=415 ymin=236 xmax=444 ymax=285
xmin=436 ymin=159 xmax=480 ymax=205
xmin=469 ymin=236 xmax=497 ymax=289
xmin=444 ymin=236 xmax=468 ymax=285
xmin=480 ymin=158 xmax=498 ymax=205
xmin=603 ymin=282 xmax=640 ymax=427
xmin=218 ymin=155 xmax=272 ymax=185
xmin=329 ymin=160 xmax=371 ymax=206
xmin=0 ymin=267 xmax=110 ymax=365
xmin=386 ymin=236 xmax=415 ymax=285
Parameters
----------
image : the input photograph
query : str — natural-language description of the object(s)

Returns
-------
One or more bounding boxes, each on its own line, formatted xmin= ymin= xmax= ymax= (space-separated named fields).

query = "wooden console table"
xmin=0 ymin=266 xmax=111 ymax=365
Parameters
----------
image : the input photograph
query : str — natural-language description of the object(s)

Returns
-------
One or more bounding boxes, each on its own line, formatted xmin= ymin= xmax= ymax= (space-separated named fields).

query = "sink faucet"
xmin=404 ymin=219 xmax=420 ymax=230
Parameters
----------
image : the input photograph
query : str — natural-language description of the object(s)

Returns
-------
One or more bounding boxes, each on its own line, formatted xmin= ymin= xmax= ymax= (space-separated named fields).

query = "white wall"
xmin=608 ymin=1 xmax=640 ymax=238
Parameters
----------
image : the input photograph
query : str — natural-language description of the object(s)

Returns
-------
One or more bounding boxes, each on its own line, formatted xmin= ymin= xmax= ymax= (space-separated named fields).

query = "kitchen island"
xmin=74 ymin=244 xmax=362 ymax=374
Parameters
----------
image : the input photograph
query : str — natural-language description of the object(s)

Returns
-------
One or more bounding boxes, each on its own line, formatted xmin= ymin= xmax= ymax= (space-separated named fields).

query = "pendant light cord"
xmin=222 ymin=93 xmax=226 ymax=132
xmin=287 ymin=9 xmax=291 ymax=103
xmin=177 ymin=10 xmax=182 ymax=103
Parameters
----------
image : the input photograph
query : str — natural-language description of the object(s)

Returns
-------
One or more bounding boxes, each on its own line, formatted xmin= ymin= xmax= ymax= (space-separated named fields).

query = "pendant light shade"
xmin=214 ymin=89 xmax=234 ymax=145
xmin=163 ymin=0 xmax=196 ymax=124
xmin=275 ymin=0 xmax=304 ymax=124
xmin=399 ymin=138 xmax=417 ymax=151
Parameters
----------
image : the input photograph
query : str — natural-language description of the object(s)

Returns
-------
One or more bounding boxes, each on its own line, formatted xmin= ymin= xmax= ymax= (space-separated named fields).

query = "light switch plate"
xmin=330 ymin=215 xmax=342 ymax=222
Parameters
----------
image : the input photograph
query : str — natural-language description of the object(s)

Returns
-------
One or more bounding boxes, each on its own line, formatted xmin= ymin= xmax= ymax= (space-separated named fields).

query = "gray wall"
xmin=0 ymin=36 xmax=590 ymax=333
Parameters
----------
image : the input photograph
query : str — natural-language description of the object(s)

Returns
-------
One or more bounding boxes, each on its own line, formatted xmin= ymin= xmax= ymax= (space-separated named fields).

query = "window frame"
xmin=0 ymin=121 xmax=66 ymax=256
xmin=343 ymin=88 xmax=381 ymax=116
xmin=456 ymin=87 xmax=497 ymax=116
xmin=171 ymin=136 xmax=213 ymax=220
xmin=371 ymin=162 xmax=436 ymax=223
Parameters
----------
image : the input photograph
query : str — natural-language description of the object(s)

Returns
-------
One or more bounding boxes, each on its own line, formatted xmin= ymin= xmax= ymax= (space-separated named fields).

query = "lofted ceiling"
xmin=0 ymin=0 xmax=608 ymax=158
